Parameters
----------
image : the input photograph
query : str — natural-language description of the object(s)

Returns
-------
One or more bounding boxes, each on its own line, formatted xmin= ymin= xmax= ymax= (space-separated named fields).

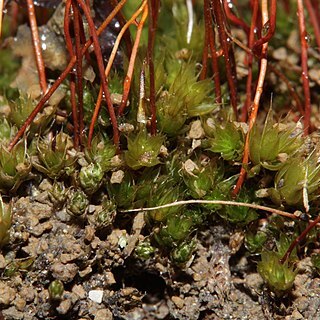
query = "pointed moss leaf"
xmin=208 ymin=121 xmax=244 ymax=161
xmin=125 ymin=130 xmax=164 ymax=170
xmin=188 ymin=102 xmax=218 ymax=117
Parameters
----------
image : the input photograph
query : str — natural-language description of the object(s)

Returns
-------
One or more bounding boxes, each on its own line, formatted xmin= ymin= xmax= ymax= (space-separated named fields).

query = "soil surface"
xmin=1 ymin=181 xmax=319 ymax=320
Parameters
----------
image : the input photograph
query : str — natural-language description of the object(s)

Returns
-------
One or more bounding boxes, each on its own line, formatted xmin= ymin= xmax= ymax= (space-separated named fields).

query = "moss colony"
xmin=0 ymin=0 xmax=320 ymax=319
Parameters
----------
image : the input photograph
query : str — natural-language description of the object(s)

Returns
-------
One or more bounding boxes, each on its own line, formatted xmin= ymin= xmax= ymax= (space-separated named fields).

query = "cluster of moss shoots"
xmin=0 ymin=0 xmax=320 ymax=297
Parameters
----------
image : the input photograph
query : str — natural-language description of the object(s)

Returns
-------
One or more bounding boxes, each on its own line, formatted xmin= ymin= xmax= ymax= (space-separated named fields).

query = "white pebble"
xmin=88 ymin=290 xmax=103 ymax=304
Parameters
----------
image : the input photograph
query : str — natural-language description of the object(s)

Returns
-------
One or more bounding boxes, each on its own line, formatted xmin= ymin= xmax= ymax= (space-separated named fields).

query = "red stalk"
xmin=223 ymin=0 xmax=250 ymax=35
xmin=147 ymin=0 xmax=160 ymax=135
xmin=26 ymin=0 xmax=47 ymax=94
xmin=305 ymin=0 xmax=320 ymax=53
xmin=118 ymin=3 xmax=148 ymax=116
xmin=252 ymin=0 xmax=276 ymax=53
xmin=72 ymin=0 xmax=85 ymax=145
xmin=211 ymin=0 xmax=238 ymax=118
xmin=64 ymin=0 xmax=79 ymax=148
xmin=233 ymin=0 xmax=270 ymax=196
xmin=297 ymin=0 xmax=311 ymax=135
xmin=280 ymin=215 xmax=320 ymax=264
xmin=241 ymin=0 xmax=259 ymax=122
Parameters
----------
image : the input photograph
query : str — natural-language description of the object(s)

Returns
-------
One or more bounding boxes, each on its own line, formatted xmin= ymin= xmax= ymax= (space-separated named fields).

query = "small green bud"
xmin=171 ymin=239 xmax=196 ymax=265
xmin=48 ymin=181 xmax=67 ymax=207
xmin=134 ymin=239 xmax=155 ymax=260
xmin=166 ymin=212 xmax=199 ymax=242
xmin=91 ymin=199 xmax=116 ymax=229
xmin=48 ymin=280 xmax=64 ymax=301
xmin=84 ymin=134 xmax=116 ymax=171
xmin=156 ymin=61 xmax=214 ymax=135
xmin=79 ymin=163 xmax=104 ymax=194
xmin=125 ymin=129 xmax=164 ymax=170
xmin=66 ymin=189 xmax=89 ymax=216
xmin=147 ymin=177 xmax=182 ymax=222
xmin=155 ymin=212 xmax=197 ymax=247
xmin=182 ymin=159 xmax=217 ymax=198
xmin=3 ymin=261 xmax=18 ymax=277
xmin=108 ymin=173 xmax=136 ymax=209
xmin=268 ymin=152 xmax=320 ymax=207
xmin=207 ymin=121 xmax=244 ymax=161
xmin=258 ymin=251 xmax=296 ymax=294
xmin=32 ymin=132 xmax=76 ymax=179
xmin=249 ymin=111 xmax=302 ymax=171
xmin=9 ymin=95 xmax=55 ymax=137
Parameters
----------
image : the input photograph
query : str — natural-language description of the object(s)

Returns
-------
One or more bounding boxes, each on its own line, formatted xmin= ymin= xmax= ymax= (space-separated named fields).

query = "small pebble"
xmin=56 ymin=298 xmax=72 ymax=314
xmin=72 ymin=284 xmax=86 ymax=299
xmin=172 ymin=296 xmax=184 ymax=309
xmin=94 ymin=308 xmax=113 ymax=320
xmin=89 ymin=290 xmax=104 ymax=304
xmin=0 ymin=282 xmax=16 ymax=305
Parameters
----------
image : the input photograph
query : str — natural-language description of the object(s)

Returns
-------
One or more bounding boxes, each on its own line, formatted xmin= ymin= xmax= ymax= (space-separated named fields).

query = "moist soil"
xmin=0 ymin=180 xmax=319 ymax=320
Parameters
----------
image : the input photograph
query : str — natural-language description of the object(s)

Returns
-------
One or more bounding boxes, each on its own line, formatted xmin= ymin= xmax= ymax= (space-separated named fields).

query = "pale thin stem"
xmin=0 ymin=0 xmax=3 ymax=37
xmin=119 ymin=199 xmax=319 ymax=226
xmin=186 ymin=0 xmax=194 ymax=44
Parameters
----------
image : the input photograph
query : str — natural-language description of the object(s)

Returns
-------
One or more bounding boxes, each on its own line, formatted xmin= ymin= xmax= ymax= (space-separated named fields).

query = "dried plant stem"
xmin=147 ymin=0 xmax=160 ymax=135
xmin=211 ymin=0 xmax=238 ymax=117
xmin=281 ymin=214 xmax=320 ymax=264
xmin=233 ymin=0 xmax=270 ymax=196
xmin=297 ymin=0 xmax=311 ymax=135
xmin=119 ymin=2 xmax=148 ymax=116
xmin=120 ymin=199 xmax=319 ymax=225
xmin=26 ymin=0 xmax=47 ymax=94
xmin=9 ymin=0 xmax=128 ymax=151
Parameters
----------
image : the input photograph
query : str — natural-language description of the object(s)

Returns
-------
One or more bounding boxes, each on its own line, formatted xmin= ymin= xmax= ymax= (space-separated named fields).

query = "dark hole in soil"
xmin=112 ymin=263 xmax=166 ymax=304
xmin=171 ymin=269 xmax=194 ymax=284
